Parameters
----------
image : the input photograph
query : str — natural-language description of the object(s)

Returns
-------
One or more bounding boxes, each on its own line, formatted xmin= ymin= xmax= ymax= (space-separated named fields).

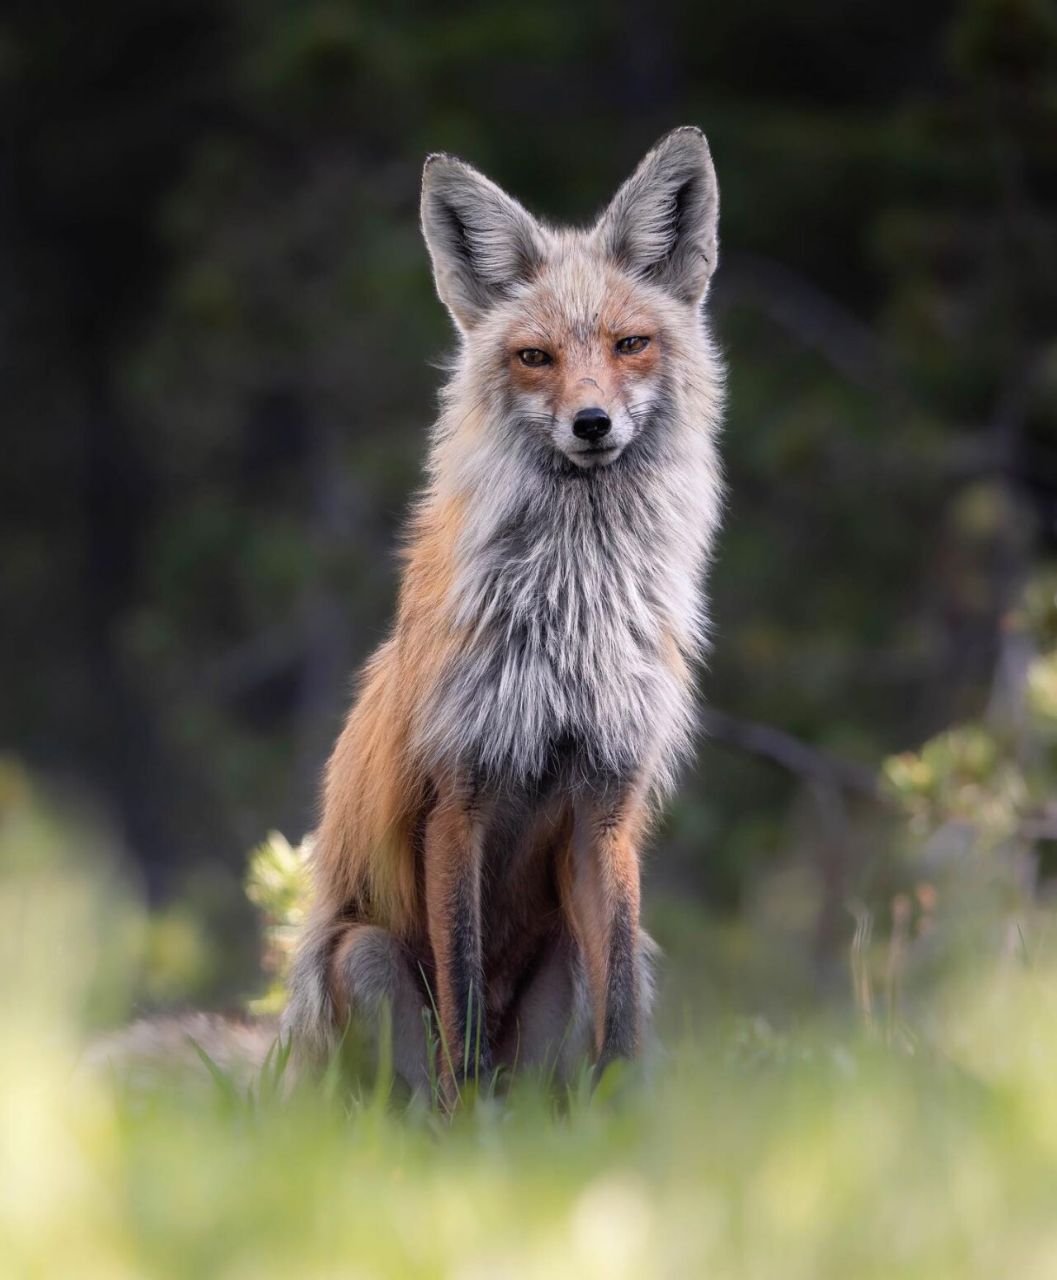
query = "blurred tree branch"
xmin=716 ymin=252 xmax=914 ymax=406
xmin=701 ymin=706 xmax=880 ymax=797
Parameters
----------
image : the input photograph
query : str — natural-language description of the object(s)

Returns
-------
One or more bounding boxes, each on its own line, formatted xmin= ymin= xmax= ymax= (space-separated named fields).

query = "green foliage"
xmin=884 ymin=602 xmax=1057 ymax=848
xmin=244 ymin=829 xmax=313 ymax=1013
xmin=885 ymin=723 xmax=1026 ymax=838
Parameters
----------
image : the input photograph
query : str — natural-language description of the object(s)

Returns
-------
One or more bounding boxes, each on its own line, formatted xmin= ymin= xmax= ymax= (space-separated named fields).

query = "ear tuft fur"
xmin=420 ymin=154 xmax=548 ymax=331
xmin=595 ymin=127 xmax=720 ymax=304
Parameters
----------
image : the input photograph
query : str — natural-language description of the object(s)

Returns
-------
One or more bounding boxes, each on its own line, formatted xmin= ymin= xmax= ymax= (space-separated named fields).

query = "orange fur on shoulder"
xmin=312 ymin=494 xmax=466 ymax=939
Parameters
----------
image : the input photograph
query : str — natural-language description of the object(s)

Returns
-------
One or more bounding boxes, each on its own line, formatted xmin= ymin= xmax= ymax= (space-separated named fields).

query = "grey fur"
xmin=82 ymin=1013 xmax=277 ymax=1089
xmin=421 ymin=154 xmax=549 ymax=330
xmin=281 ymin=913 xmax=342 ymax=1063
xmin=595 ymin=126 xmax=720 ymax=304
xmin=417 ymin=423 xmax=713 ymax=789
xmin=332 ymin=925 xmax=435 ymax=1094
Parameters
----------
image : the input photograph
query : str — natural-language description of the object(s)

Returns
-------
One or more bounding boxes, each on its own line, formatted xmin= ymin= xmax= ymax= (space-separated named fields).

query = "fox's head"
xmin=421 ymin=127 xmax=719 ymax=472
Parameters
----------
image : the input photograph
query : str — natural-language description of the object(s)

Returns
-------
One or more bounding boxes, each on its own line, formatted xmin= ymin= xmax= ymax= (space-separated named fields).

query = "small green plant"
xmin=244 ymin=829 xmax=313 ymax=1014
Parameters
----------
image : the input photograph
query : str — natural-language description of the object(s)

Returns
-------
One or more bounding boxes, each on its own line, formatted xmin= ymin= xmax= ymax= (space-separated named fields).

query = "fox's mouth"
xmin=567 ymin=444 xmax=621 ymax=468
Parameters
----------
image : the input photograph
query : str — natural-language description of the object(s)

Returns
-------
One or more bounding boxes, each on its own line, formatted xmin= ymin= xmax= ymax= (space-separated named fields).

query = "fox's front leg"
xmin=423 ymin=778 xmax=490 ymax=1100
xmin=564 ymin=780 xmax=647 ymax=1073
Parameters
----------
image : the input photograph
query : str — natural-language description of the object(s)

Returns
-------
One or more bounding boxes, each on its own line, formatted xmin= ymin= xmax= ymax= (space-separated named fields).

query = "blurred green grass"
xmin=5 ymin=762 xmax=1057 ymax=1279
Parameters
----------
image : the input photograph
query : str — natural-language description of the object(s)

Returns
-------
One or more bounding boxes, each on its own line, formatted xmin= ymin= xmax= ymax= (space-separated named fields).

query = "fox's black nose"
xmin=572 ymin=407 xmax=612 ymax=443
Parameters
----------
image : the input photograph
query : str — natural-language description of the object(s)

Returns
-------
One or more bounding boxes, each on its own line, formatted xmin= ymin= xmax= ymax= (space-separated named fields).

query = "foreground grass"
xmin=7 ymin=992 xmax=1057 ymax=1279
xmin=5 ymin=786 xmax=1057 ymax=1277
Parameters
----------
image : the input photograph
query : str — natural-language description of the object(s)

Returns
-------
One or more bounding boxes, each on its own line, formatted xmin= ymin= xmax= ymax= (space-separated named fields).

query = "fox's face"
xmin=421 ymin=128 xmax=719 ymax=471
xmin=501 ymin=260 xmax=666 ymax=469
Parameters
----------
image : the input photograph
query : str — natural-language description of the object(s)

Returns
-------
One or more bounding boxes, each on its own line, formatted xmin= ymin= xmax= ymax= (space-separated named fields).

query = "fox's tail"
xmin=81 ymin=1013 xmax=279 ymax=1089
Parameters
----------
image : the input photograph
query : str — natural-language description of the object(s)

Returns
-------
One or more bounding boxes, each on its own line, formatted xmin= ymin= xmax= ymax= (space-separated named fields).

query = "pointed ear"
xmin=596 ymin=127 xmax=719 ymax=304
xmin=420 ymin=154 xmax=548 ymax=331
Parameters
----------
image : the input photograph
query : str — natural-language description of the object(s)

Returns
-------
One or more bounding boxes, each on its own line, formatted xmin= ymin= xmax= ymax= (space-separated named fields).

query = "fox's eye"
xmin=518 ymin=348 xmax=553 ymax=367
xmin=615 ymin=336 xmax=650 ymax=355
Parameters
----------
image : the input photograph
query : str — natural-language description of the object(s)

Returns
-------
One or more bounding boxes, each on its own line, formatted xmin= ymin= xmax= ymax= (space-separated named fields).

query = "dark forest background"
xmin=3 ymin=0 xmax=1056 ymax=1011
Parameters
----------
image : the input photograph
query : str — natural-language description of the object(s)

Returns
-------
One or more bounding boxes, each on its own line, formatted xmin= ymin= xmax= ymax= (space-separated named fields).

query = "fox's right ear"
xmin=421 ymin=154 xmax=548 ymax=331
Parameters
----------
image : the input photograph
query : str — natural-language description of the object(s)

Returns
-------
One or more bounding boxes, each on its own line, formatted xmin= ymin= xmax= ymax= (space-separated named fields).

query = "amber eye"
xmin=615 ymin=336 xmax=650 ymax=355
xmin=518 ymin=348 xmax=553 ymax=367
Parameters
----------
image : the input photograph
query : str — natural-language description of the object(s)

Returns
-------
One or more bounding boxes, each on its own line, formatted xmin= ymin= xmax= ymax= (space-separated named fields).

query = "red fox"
xmin=283 ymin=127 xmax=725 ymax=1098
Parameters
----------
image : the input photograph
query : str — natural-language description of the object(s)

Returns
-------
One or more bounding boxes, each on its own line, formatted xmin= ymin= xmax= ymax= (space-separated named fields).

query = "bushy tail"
xmin=82 ymin=1013 xmax=279 ymax=1090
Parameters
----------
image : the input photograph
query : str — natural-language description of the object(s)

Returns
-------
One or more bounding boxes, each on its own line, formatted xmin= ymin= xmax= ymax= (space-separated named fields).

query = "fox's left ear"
xmin=596 ymin=127 xmax=719 ymax=305
xmin=421 ymin=154 xmax=548 ymax=331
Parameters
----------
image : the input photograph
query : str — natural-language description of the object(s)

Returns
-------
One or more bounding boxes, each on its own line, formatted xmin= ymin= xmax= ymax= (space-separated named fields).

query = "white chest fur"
xmin=414 ymin=451 xmax=717 ymax=789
